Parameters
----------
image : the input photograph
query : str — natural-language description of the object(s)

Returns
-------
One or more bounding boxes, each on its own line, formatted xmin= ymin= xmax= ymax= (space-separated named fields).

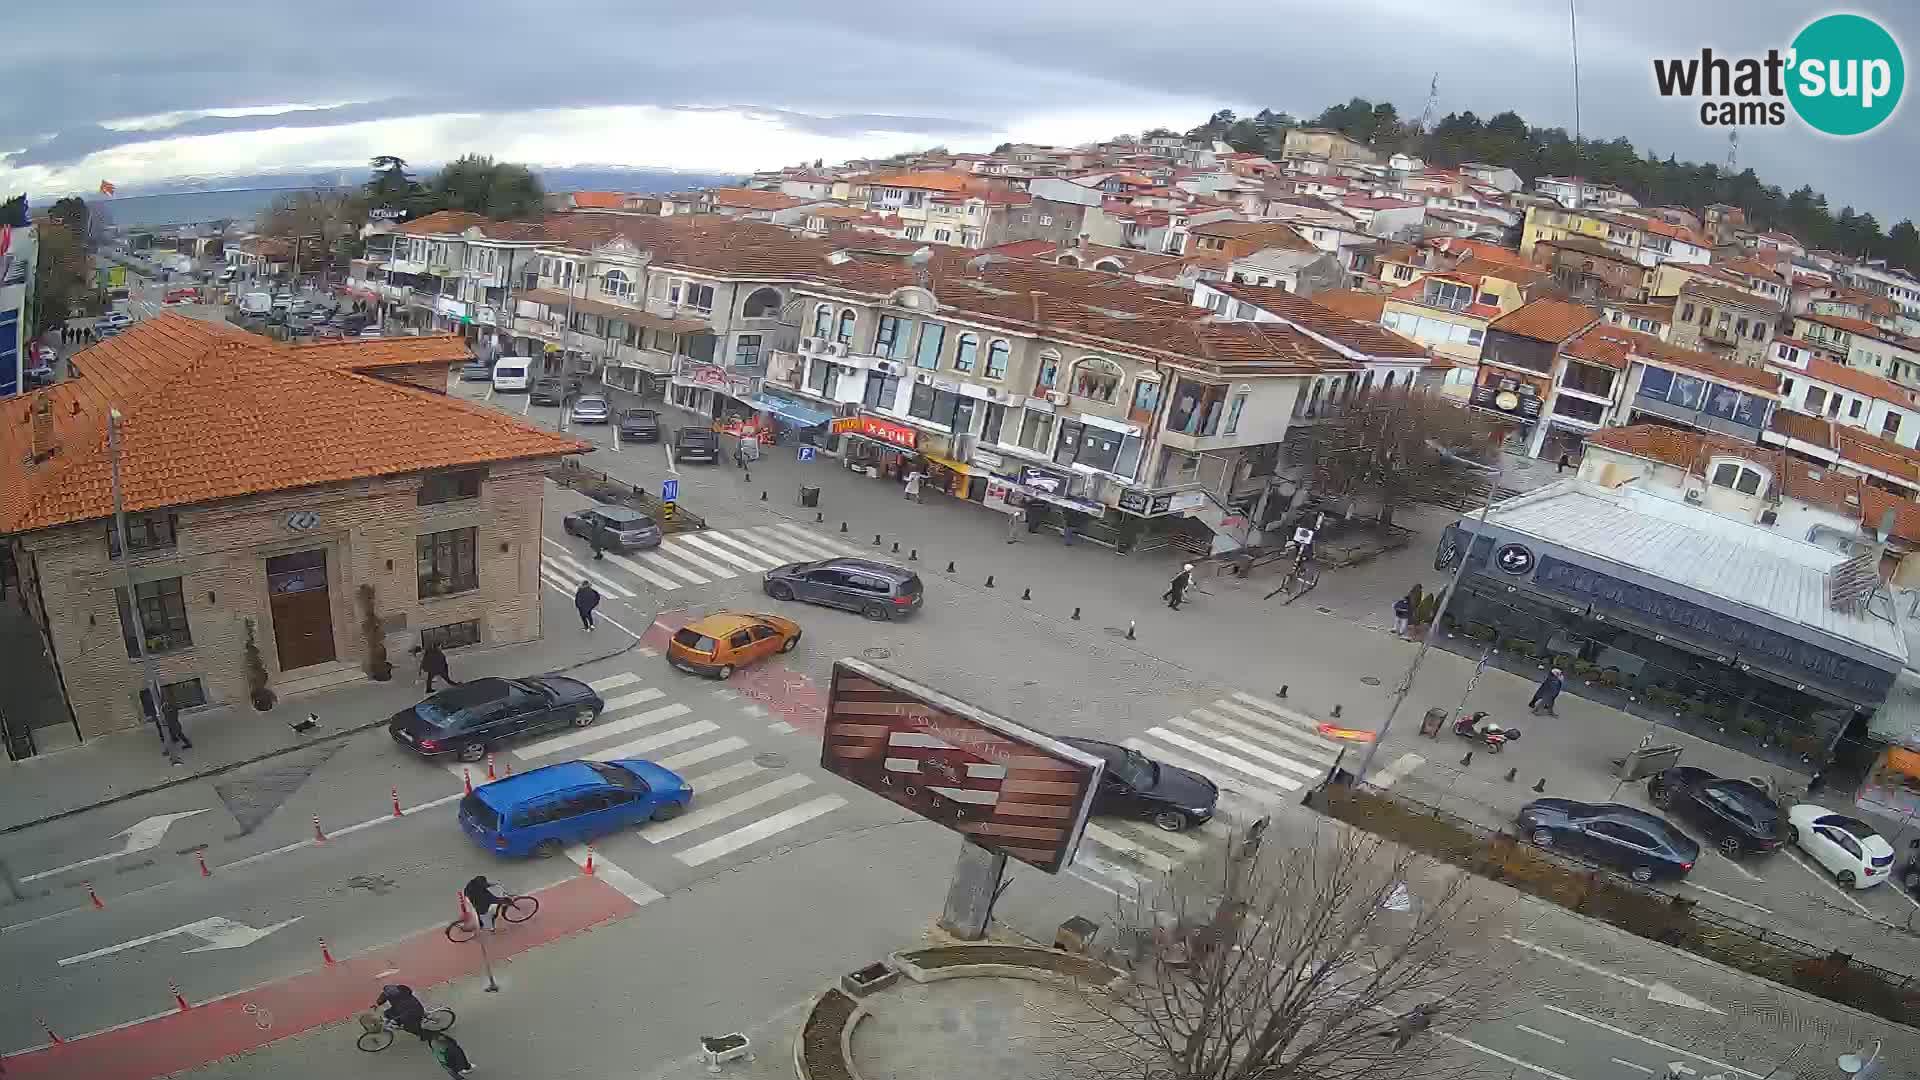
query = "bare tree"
xmin=1289 ymin=386 xmax=1504 ymax=527
xmin=255 ymin=189 xmax=369 ymax=272
xmin=1040 ymin=832 xmax=1525 ymax=1080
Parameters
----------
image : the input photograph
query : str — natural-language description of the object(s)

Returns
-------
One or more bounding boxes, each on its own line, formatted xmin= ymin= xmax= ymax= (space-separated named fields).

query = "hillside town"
xmin=5 ymin=122 xmax=1920 ymax=1080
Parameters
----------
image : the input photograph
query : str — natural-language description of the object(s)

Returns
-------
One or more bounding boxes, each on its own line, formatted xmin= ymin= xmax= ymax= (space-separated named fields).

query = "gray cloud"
xmin=4 ymin=0 xmax=1914 ymax=220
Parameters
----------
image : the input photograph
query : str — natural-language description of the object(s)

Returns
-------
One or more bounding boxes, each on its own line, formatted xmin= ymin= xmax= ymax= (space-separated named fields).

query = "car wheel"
xmin=532 ymin=838 xmax=565 ymax=859
xmin=1838 ymin=870 xmax=1857 ymax=888
xmin=1631 ymin=865 xmax=1655 ymax=883
xmin=1788 ymin=825 xmax=1800 ymax=846
xmin=561 ymin=520 xmax=576 ymax=536
xmin=864 ymin=602 xmax=892 ymax=621
xmin=766 ymin=582 xmax=794 ymax=601
xmin=457 ymin=743 xmax=486 ymax=763
xmin=1649 ymin=781 xmax=1674 ymax=808
xmin=716 ymin=665 xmax=734 ymax=680
xmin=1153 ymin=810 xmax=1190 ymax=832
xmin=1531 ymin=828 xmax=1554 ymax=848
xmin=651 ymin=802 xmax=686 ymax=822
xmin=571 ymin=706 xmax=596 ymax=728
xmin=1719 ymin=835 xmax=1744 ymax=858
xmin=780 ymin=632 xmax=800 ymax=653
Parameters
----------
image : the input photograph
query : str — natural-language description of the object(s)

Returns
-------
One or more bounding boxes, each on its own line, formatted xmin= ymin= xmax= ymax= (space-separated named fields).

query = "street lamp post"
xmin=109 ymin=408 xmax=179 ymax=767
xmin=1354 ymin=438 xmax=1508 ymax=784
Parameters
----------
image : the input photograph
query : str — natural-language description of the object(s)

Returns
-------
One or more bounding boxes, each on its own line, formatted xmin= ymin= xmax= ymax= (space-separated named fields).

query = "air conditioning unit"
xmin=873 ymin=359 xmax=902 ymax=376
xmin=1045 ymin=391 xmax=1070 ymax=406
xmin=798 ymin=336 xmax=821 ymax=354
xmin=1684 ymin=488 xmax=1703 ymax=504
xmin=824 ymin=342 xmax=849 ymax=358
xmin=914 ymin=372 xmax=934 ymax=385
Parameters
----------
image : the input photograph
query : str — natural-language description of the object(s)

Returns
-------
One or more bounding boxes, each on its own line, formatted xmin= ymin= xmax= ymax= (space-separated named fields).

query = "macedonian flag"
xmin=98 ymin=180 xmax=116 ymax=196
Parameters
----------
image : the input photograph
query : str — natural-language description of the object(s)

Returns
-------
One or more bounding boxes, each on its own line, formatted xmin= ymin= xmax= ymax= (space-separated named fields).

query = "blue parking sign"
xmin=662 ymin=477 xmax=679 ymax=503
xmin=798 ymin=446 xmax=816 ymax=463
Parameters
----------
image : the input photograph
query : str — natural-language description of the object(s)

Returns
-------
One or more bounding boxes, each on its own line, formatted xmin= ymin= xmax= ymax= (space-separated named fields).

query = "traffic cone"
xmin=319 ymin=938 xmax=335 ymax=965
xmin=196 ymin=850 xmax=211 ymax=877
xmin=487 ymin=753 xmax=497 ymax=780
xmin=312 ymin=815 xmax=327 ymax=843
xmin=583 ymin=843 xmax=597 ymax=876
xmin=170 ymin=981 xmax=191 ymax=1012
xmin=463 ymin=768 xmax=474 ymax=795
xmin=391 ymin=786 xmax=404 ymax=818
xmin=85 ymin=881 xmax=103 ymax=909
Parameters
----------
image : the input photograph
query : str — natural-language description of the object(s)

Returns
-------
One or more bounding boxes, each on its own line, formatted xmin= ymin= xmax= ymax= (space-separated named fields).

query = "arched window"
xmin=1383 ymin=371 xmax=1397 ymax=391
xmin=1070 ymin=356 xmax=1124 ymax=403
xmin=742 ymin=287 xmax=782 ymax=318
xmin=836 ymin=309 xmax=856 ymax=345
xmin=1360 ymin=371 xmax=1375 ymax=397
xmin=1035 ymin=349 xmax=1061 ymax=389
xmin=985 ymin=340 xmax=1010 ymax=380
xmin=954 ymin=333 xmax=979 ymax=373
xmin=600 ymin=269 xmax=633 ymax=299
xmin=1306 ymin=381 xmax=1324 ymax=416
xmin=813 ymin=304 xmax=833 ymax=338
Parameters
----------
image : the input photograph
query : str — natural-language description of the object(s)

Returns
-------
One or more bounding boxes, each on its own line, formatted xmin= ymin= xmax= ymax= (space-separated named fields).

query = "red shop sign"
xmin=688 ymin=364 xmax=729 ymax=389
xmin=859 ymin=417 xmax=918 ymax=450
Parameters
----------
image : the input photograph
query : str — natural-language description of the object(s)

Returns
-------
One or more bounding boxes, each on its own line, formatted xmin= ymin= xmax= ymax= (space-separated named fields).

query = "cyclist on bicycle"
xmin=373 ymin=983 xmax=429 ymax=1041
xmin=464 ymin=874 xmax=508 ymax=930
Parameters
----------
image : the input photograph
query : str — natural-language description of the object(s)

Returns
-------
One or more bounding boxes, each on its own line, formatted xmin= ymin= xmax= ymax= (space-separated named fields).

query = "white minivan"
xmin=491 ymin=357 xmax=533 ymax=392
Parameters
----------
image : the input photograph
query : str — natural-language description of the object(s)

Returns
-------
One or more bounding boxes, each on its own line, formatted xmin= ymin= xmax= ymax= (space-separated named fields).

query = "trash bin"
xmin=798 ymin=485 xmax=820 ymax=508
xmin=1419 ymin=707 xmax=1448 ymax=738
xmin=1055 ymin=916 xmax=1100 ymax=954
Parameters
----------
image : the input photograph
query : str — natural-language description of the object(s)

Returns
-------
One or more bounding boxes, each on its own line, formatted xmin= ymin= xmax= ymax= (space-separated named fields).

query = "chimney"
xmin=29 ymin=396 xmax=54 ymax=462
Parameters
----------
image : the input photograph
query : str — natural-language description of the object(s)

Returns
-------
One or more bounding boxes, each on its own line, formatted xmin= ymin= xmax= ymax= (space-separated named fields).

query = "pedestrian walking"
xmin=158 ymin=699 xmax=193 ymax=752
xmin=903 ymin=467 xmax=925 ymax=502
xmin=1062 ymin=509 xmax=1084 ymax=546
xmin=1378 ymin=1003 xmax=1436 ymax=1050
xmin=1392 ymin=594 xmax=1412 ymax=637
xmin=1529 ymin=667 xmax=1565 ymax=716
xmin=574 ymin=580 xmax=601 ymax=632
xmin=413 ymin=642 xmax=458 ymax=692
xmin=589 ymin=530 xmax=604 ymax=561
xmin=1164 ymin=564 xmax=1194 ymax=611
xmin=428 ymin=1032 xmax=474 ymax=1077
xmin=1005 ymin=504 xmax=1024 ymax=544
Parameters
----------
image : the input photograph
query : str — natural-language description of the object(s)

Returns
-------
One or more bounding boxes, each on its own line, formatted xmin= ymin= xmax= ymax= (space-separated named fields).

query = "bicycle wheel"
xmin=356 ymin=1029 xmax=395 ymax=1053
xmin=422 ymin=1007 xmax=455 ymax=1032
xmin=445 ymin=919 xmax=476 ymax=944
xmin=501 ymin=894 xmax=539 ymax=923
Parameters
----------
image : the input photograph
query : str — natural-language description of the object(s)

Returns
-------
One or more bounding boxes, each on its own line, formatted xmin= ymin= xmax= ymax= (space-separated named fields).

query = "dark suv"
xmin=561 ymin=506 xmax=663 ymax=552
xmin=1646 ymin=766 xmax=1784 ymax=858
xmin=673 ymin=427 xmax=720 ymax=464
xmin=529 ymin=375 xmax=583 ymax=406
xmin=618 ymin=409 xmax=662 ymax=442
xmin=762 ymin=557 xmax=924 ymax=620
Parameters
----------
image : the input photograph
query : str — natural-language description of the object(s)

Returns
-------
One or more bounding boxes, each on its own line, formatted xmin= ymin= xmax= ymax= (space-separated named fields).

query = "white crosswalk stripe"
xmin=644 ymin=772 xmax=814 ymax=843
xmin=587 ymin=672 xmax=642 ymax=693
xmin=732 ymin=528 xmax=818 ymax=565
xmin=690 ymin=530 xmax=783 ymax=570
xmin=521 ymin=702 xmax=693 ymax=758
xmin=623 ymin=550 xmax=709 ymax=585
xmin=533 ymin=524 xmax=906 ymax=597
xmin=583 ymin=721 xmax=718 ymax=761
xmin=675 ymin=795 xmax=846 ymax=867
xmin=647 ymin=538 xmax=735 ymax=579
xmin=759 ymin=524 xmax=849 ymax=559
xmin=545 ymin=547 xmax=641 ymax=598
xmin=601 ymin=550 xmax=695 ymax=589
xmin=666 ymin=533 xmax=766 ymax=573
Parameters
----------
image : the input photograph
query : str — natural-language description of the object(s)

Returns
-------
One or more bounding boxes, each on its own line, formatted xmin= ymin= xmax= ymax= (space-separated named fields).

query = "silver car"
xmin=569 ymin=395 xmax=612 ymax=424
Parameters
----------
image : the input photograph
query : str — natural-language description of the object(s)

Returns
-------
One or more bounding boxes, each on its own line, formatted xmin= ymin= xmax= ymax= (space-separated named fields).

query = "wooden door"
xmin=267 ymin=549 xmax=336 ymax=671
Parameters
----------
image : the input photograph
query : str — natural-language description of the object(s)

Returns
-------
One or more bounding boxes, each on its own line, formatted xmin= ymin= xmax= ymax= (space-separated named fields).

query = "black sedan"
xmin=1061 ymin=737 xmax=1218 ymax=832
xmin=1646 ymin=766 xmax=1783 ymax=858
xmin=389 ymin=676 xmax=604 ymax=762
xmin=1518 ymin=798 xmax=1699 ymax=882
xmin=618 ymin=408 xmax=662 ymax=442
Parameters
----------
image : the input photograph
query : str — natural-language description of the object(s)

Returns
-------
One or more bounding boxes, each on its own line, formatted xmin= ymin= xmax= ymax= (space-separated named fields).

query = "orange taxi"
xmin=666 ymin=611 xmax=802 ymax=679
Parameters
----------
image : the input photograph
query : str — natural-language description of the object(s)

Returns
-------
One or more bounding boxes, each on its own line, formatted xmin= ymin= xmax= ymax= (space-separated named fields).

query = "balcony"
xmin=610 ymin=342 xmax=676 ymax=374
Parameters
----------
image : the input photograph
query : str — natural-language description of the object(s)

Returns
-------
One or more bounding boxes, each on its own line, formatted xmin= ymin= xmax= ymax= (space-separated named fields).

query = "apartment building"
xmin=1791 ymin=312 xmax=1920 ymax=391
xmin=1668 ymin=281 xmax=1777 ymax=366
xmin=1764 ymin=337 xmax=1920 ymax=448
xmin=1471 ymin=298 xmax=1604 ymax=458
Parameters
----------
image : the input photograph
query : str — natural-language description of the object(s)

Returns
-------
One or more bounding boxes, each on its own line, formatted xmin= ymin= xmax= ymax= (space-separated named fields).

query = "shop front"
xmin=979 ymin=459 xmax=1117 ymax=546
xmin=746 ymin=390 xmax=835 ymax=446
xmin=833 ymin=415 xmax=921 ymax=480
xmin=670 ymin=362 xmax=759 ymax=423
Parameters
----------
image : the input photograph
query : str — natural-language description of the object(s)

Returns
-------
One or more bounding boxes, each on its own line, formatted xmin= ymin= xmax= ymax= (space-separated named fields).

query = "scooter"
xmin=1453 ymin=711 xmax=1521 ymax=753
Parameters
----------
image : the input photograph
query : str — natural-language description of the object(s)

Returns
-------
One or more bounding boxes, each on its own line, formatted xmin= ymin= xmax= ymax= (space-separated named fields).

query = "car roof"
xmin=588 ymin=506 xmax=649 ymax=522
xmin=816 ymin=557 xmax=917 ymax=580
xmin=685 ymin=612 xmax=768 ymax=636
xmin=475 ymin=760 xmax=608 ymax=806
xmin=424 ymin=677 xmax=515 ymax=708
xmin=1576 ymin=802 xmax=1693 ymax=844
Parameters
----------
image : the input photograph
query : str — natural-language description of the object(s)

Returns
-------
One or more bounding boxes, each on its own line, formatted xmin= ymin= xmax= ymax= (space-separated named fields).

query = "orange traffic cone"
xmin=196 ymin=850 xmax=211 ymax=877
xmin=391 ymin=786 xmax=403 ymax=818
xmin=486 ymin=753 xmax=496 ymax=781
xmin=583 ymin=843 xmax=596 ymax=876
xmin=85 ymin=881 xmax=104 ymax=909
xmin=312 ymin=815 xmax=327 ymax=843
xmin=170 ymin=981 xmax=191 ymax=1012
xmin=319 ymin=937 xmax=335 ymax=965
xmin=463 ymin=768 xmax=474 ymax=795
xmin=36 ymin=1016 xmax=62 ymax=1044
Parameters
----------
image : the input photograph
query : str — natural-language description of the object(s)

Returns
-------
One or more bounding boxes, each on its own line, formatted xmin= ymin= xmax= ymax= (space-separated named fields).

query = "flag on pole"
xmin=98 ymin=180 xmax=116 ymax=196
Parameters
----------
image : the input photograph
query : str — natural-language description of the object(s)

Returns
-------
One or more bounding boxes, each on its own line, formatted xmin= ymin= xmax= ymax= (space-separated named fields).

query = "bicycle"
xmin=355 ymin=1006 xmax=455 ymax=1052
xmin=445 ymin=894 xmax=540 ymax=942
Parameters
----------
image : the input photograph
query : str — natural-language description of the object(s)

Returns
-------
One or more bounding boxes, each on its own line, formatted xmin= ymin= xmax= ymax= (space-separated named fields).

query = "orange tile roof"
xmin=1858 ymin=485 xmax=1920 ymax=543
xmin=1207 ymin=282 xmax=1425 ymax=358
xmin=568 ymin=191 xmax=626 ymax=209
xmin=1631 ymin=334 xmax=1781 ymax=393
xmin=1488 ymin=298 xmax=1601 ymax=343
xmin=1719 ymin=257 xmax=1786 ymax=284
xmin=1833 ymin=428 xmax=1920 ymax=485
xmin=1585 ymin=424 xmax=1766 ymax=472
xmin=1561 ymin=326 xmax=1636 ymax=370
xmin=1187 ymin=220 xmax=1315 ymax=251
xmin=1800 ymin=311 xmax=1894 ymax=340
xmin=1308 ymin=289 xmax=1387 ymax=323
xmin=399 ymin=210 xmax=492 ymax=235
xmin=987 ymin=239 xmax=1060 ymax=259
xmin=1796 ymin=355 xmax=1917 ymax=405
xmin=0 ymin=315 xmax=588 ymax=535
xmin=1767 ymin=408 xmax=1834 ymax=450
xmin=862 ymin=171 xmax=981 ymax=194
xmin=1679 ymin=281 xmax=1776 ymax=310
xmin=709 ymin=187 xmax=810 ymax=211
xmin=289 ymin=334 xmax=471 ymax=370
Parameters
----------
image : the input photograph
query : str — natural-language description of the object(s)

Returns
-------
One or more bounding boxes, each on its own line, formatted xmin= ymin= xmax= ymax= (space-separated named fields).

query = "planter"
xmin=700 ymin=1032 xmax=753 ymax=1072
xmin=369 ymin=659 xmax=394 ymax=682
xmin=840 ymin=961 xmax=899 ymax=998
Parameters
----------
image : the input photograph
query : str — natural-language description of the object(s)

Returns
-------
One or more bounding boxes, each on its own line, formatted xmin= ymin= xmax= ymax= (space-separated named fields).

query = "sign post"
xmin=661 ymin=477 xmax=679 ymax=523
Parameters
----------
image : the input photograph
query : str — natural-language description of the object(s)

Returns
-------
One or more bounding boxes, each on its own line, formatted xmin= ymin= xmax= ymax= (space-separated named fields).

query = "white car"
xmin=1786 ymin=804 xmax=1895 ymax=889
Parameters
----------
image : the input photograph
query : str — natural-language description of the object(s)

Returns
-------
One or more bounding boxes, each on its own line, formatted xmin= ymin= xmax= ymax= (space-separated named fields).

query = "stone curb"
xmin=0 ymin=635 xmax=641 ymax=838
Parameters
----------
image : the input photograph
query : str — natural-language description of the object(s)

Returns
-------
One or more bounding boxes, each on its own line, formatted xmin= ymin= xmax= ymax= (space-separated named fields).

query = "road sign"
xmin=58 ymin=916 xmax=303 ymax=966
xmin=661 ymin=477 xmax=679 ymax=503
xmin=820 ymin=658 xmax=1103 ymax=874
xmin=798 ymin=445 xmax=816 ymax=463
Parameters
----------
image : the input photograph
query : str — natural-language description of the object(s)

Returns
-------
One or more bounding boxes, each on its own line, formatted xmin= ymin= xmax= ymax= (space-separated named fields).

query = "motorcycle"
xmin=1453 ymin=711 xmax=1521 ymax=753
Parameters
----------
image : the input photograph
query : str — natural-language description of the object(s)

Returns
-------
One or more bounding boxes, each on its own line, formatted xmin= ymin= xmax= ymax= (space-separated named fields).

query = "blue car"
xmin=459 ymin=759 xmax=693 ymax=858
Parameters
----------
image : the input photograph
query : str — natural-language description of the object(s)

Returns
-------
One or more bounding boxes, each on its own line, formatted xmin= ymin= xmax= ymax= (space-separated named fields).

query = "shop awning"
xmin=747 ymin=394 xmax=832 ymax=428
xmin=922 ymin=453 xmax=972 ymax=476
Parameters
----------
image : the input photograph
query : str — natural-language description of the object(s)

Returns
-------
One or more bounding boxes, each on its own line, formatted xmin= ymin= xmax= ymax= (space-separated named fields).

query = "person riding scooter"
xmin=1453 ymin=711 xmax=1490 ymax=738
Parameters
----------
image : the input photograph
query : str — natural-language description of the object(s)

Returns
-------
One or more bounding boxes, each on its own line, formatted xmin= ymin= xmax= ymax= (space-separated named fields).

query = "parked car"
xmin=666 ymin=611 xmax=802 ymax=679
xmin=1060 ymin=737 xmax=1218 ymax=832
xmin=569 ymin=395 xmax=612 ymax=424
xmin=358 ymin=327 xmax=384 ymax=338
xmin=561 ymin=505 xmax=662 ymax=553
xmin=1518 ymin=798 xmax=1699 ymax=882
xmin=1646 ymin=766 xmax=1783 ymax=858
xmin=672 ymin=427 xmax=720 ymax=464
xmin=528 ymin=375 xmax=583 ymax=406
xmin=491 ymin=358 xmax=532 ymax=392
xmin=163 ymin=288 xmax=196 ymax=304
xmin=24 ymin=362 xmax=55 ymax=389
xmin=388 ymin=676 xmax=605 ymax=763
xmin=459 ymin=758 xmax=692 ymax=858
xmin=459 ymin=360 xmax=494 ymax=382
xmin=1786 ymin=805 xmax=1895 ymax=889
xmin=762 ymin=557 xmax=924 ymax=621
xmin=97 ymin=311 xmax=132 ymax=333
xmin=617 ymin=408 xmax=661 ymax=442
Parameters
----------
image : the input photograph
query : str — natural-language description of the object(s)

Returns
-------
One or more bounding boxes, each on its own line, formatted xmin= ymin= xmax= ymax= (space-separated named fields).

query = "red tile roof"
xmin=1561 ymin=326 xmax=1637 ymax=370
xmin=862 ymin=172 xmax=981 ymax=194
xmin=1308 ymin=289 xmax=1388 ymax=323
xmin=1187 ymin=220 xmax=1315 ymax=251
xmin=1794 ymin=355 xmax=1918 ymax=405
xmin=1800 ymin=311 xmax=1895 ymax=340
xmin=1488 ymin=298 xmax=1601 ymax=343
xmin=709 ymin=187 xmax=809 ymax=211
xmin=289 ymin=335 xmax=471 ymax=370
xmin=987 ymin=239 xmax=1060 ymax=259
xmin=1767 ymin=408 xmax=1834 ymax=449
xmin=1630 ymin=334 xmax=1781 ymax=393
xmin=568 ymin=191 xmax=627 ymax=209
xmin=0 ymin=315 xmax=587 ymax=534
xmin=1585 ymin=424 xmax=1768 ymax=472
xmin=1207 ymin=282 xmax=1425 ymax=358
xmin=398 ymin=211 xmax=492 ymax=235
xmin=1833 ymin=428 xmax=1920 ymax=485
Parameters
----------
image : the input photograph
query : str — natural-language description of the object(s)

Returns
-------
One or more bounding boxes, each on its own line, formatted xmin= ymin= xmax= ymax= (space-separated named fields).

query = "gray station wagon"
xmin=761 ymin=557 xmax=924 ymax=621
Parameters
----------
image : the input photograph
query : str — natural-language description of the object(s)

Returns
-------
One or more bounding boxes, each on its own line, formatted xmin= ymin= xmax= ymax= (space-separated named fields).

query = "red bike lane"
xmin=2 ymin=875 xmax=638 ymax=1080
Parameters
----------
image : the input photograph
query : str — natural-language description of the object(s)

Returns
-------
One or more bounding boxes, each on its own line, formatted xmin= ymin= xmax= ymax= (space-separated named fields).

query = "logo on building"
xmin=1652 ymin=14 xmax=1904 ymax=135
xmin=1495 ymin=543 xmax=1536 ymax=576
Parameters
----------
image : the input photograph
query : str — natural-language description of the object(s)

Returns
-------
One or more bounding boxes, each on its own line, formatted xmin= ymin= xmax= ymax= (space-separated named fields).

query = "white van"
xmin=238 ymin=291 xmax=273 ymax=316
xmin=491 ymin=358 xmax=533 ymax=392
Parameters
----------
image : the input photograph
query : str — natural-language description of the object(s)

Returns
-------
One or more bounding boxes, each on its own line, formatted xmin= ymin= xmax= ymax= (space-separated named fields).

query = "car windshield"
xmin=578 ymin=397 xmax=607 ymax=408
xmin=674 ymin=628 xmax=717 ymax=652
xmin=1115 ymin=749 xmax=1158 ymax=789
xmin=585 ymin=761 xmax=649 ymax=792
xmin=1819 ymin=814 xmax=1878 ymax=839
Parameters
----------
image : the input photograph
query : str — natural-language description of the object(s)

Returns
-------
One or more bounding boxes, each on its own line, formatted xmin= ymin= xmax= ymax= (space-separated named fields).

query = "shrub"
xmin=243 ymin=618 xmax=276 ymax=711
xmin=358 ymin=583 xmax=392 ymax=681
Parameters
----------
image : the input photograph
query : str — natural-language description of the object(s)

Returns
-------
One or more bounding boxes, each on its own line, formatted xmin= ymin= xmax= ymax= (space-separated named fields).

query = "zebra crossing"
xmin=1068 ymin=692 xmax=1426 ymax=896
xmin=447 ymin=668 xmax=847 ymax=869
xmin=540 ymin=521 xmax=869 ymax=598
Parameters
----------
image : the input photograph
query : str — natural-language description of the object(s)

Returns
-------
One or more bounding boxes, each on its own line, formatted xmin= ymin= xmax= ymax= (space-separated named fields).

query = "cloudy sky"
xmin=3 ymin=1 xmax=1913 ymax=221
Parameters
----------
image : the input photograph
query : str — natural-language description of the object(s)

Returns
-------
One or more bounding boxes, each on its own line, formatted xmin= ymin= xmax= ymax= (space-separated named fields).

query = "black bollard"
xmin=984 ymin=575 xmax=995 ymax=588
xmin=1125 ymin=621 xmax=1136 ymax=640
xmin=873 ymin=534 xmax=882 ymax=547
xmin=1532 ymin=778 xmax=1547 ymax=793
xmin=908 ymin=549 xmax=917 ymax=561
xmin=1071 ymin=607 xmax=1081 ymax=620
xmin=892 ymin=541 xmax=900 ymax=553
xmin=840 ymin=522 xmax=849 ymax=533
xmin=761 ymin=491 xmax=768 ymax=501
xmin=1504 ymin=767 xmax=1518 ymax=783
xmin=744 ymin=470 xmax=752 ymax=483
xmin=1021 ymin=587 xmax=1031 ymax=600
xmin=816 ymin=512 xmax=824 ymax=523
xmin=1460 ymin=751 xmax=1473 ymax=767
xmin=945 ymin=561 xmax=956 ymax=573
xmin=1332 ymin=704 xmax=1342 ymax=718
xmin=1278 ymin=685 xmax=1288 ymax=698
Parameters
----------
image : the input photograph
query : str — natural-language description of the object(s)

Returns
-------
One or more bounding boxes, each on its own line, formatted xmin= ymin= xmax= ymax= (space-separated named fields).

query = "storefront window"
xmin=1017 ymin=410 xmax=1054 ymax=454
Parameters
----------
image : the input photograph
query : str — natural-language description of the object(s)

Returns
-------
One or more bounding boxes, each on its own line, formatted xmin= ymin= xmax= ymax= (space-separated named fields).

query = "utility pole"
xmin=109 ymin=408 xmax=179 ymax=767
xmin=1568 ymin=0 xmax=1584 ymax=211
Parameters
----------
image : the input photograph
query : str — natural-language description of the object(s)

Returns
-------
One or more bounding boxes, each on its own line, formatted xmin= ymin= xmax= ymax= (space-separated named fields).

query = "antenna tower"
xmin=1417 ymin=73 xmax=1440 ymax=134
xmin=1725 ymin=130 xmax=1739 ymax=173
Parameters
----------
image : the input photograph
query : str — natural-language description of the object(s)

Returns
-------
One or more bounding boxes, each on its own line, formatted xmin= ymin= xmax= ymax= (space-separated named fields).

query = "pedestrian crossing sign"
xmin=662 ymin=477 xmax=679 ymax=503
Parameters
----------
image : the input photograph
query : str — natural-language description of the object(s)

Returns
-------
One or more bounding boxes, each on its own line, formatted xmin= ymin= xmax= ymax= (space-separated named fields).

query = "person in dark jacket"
xmin=1164 ymin=564 xmax=1194 ymax=611
xmin=373 ymin=984 xmax=429 ymax=1041
xmin=1392 ymin=594 xmax=1413 ymax=637
xmin=415 ymin=642 xmax=458 ymax=692
xmin=158 ymin=700 xmax=193 ymax=751
xmin=1529 ymin=668 xmax=1565 ymax=715
xmin=574 ymin=580 xmax=601 ymax=632
xmin=429 ymin=1032 xmax=474 ymax=1077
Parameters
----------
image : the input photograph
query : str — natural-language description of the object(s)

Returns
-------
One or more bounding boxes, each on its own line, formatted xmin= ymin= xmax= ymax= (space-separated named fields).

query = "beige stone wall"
xmin=18 ymin=460 xmax=551 ymax=739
